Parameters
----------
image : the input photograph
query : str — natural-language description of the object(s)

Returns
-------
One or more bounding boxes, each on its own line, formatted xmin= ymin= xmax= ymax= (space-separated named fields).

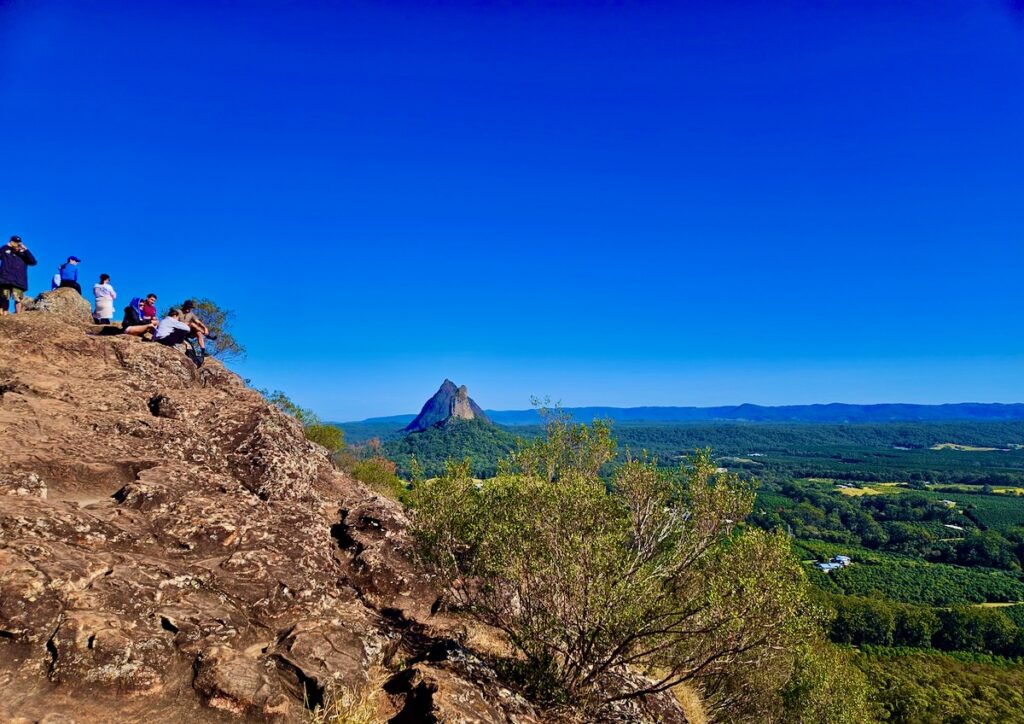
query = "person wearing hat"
xmin=0 ymin=235 xmax=38 ymax=315
xmin=179 ymin=299 xmax=216 ymax=355
xmin=55 ymin=256 xmax=82 ymax=293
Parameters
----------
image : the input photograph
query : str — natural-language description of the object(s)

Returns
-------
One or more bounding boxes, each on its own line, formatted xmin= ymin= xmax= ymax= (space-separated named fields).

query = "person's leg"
xmin=156 ymin=328 xmax=190 ymax=346
xmin=188 ymin=324 xmax=207 ymax=350
xmin=13 ymin=289 xmax=23 ymax=314
xmin=0 ymin=288 xmax=10 ymax=316
xmin=124 ymin=323 xmax=153 ymax=336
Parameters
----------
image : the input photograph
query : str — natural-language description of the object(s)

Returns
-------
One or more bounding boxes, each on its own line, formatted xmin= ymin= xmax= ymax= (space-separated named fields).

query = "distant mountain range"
xmin=348 ymin=402 xmax=1024 ymax=427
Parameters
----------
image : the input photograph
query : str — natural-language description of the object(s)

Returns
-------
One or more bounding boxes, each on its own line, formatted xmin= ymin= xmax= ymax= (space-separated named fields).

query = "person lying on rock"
xmin=0 ymin=235 xmax=37 ymax=316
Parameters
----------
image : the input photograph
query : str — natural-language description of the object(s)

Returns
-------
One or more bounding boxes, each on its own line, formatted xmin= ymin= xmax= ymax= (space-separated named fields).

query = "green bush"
xmin=411 ymin=416 xmax=864 ymax=720
xmin=305 ymin=423 xmax=345 ymax=454
xmin=350 ymin=456 xmax=408 ymax=502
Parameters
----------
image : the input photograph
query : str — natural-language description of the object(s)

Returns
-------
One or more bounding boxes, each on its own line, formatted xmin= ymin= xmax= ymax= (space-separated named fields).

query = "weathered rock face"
xmin=404 ymin=379 xmax=491 ymax=432
xmin=0 ymin=310 xmax=552 ymax=723
xmin=22 ymin=286 xmax=94 ymax=324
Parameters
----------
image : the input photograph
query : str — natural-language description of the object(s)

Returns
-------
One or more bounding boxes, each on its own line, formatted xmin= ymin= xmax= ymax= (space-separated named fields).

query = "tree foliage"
xmin=411 ymin=416 xmax=863 ymax=719
xmin=260 ymin=389 xmax=345 ymax=454
xmin=192 ymin=298 xmax=246 ymax=361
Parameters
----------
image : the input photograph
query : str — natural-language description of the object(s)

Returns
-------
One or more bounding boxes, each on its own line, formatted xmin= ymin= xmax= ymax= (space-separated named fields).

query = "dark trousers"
xmin=156 ymin=328 xmax=190 ymax=346
xmin=59 ymin=280 xmax=82 ymax=294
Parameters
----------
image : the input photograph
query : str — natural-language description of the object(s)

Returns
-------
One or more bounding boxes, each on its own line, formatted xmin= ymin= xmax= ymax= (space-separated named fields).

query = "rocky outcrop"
xmin=22 ymin=286 xmax=94 ymax=324
xmin=0 ymin=309 xmax=689 ymax=723
xmin=0 ymin=310 xmax=550 ymax=723
xmin=404 ymin=379 xmax=491 ymax=432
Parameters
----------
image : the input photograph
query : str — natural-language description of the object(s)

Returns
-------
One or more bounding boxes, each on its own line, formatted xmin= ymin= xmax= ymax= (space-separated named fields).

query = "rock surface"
xmin=0 ymin=310 xmax=547 ymax=723
xmin=0 ymin=310 xmax=686 ymax=723
xmin=404 ymin=379 xmax=491 ymax=432
xmin=21 ymin=287 xmax=94 ymax=324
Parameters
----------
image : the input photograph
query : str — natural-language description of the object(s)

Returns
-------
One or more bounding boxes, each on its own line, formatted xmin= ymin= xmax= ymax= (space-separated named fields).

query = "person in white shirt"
xmin=92 ymin=274 xmax=117 ymax=324
xmin=154 ymin=308 xmax=195 ymax=347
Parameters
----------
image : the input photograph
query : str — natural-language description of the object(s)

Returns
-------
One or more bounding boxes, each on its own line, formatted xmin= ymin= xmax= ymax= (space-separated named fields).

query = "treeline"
xmin=608 ymin=420 xmax=1024 ymax=454
xmin=382 ymin=418 xmax=518 ymax=478
xmin=607 ymin=421 xmax=1024 ymax=485
xmin=752 ymin=481 xmax=1024 ymax=573
xmin=855 ymin=647 xmax=1024 ymax=723
xmin=827 ymin=594 xmax=1024 ymax=657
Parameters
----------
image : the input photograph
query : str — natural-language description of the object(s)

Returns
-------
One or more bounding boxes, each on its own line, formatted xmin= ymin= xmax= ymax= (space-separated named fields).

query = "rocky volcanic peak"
xmin=404 ymin=379 xmax=491 ymax=432
xmin=0 ymin=290 xmax=552 ymax=723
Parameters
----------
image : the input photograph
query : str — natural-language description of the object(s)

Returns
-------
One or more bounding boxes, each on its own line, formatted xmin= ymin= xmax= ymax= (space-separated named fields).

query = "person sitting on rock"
xmin=141 ymin=292 xmax=158 ymax=321
xmin=0 ymin=235 xmax=37 ymax=316
xmin=120 ymin=297 xmax=157 ymax=337
xmin=54 ymin=256 xmax=82 ymax=293
xmin=154 ymin=308 xmax=207 ymax=366
xmin=92 ymin=274 xmax=117 ymax=324
xmin=154 ymin=308 xmax=197 ymax=347
xmin=179 ymin=299 xmax=216 ymax=355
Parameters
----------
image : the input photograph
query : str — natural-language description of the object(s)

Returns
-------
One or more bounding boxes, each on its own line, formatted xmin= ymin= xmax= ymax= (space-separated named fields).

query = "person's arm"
xmin=21 ymin=249 xmax=37 ymax=266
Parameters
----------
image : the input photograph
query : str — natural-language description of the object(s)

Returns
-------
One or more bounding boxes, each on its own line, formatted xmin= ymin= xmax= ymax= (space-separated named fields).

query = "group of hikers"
xmin=0 ymin=235 xmax=215 ymax=366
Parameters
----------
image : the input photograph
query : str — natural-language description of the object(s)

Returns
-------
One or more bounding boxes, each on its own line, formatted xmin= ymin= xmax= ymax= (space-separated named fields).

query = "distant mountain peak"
xmin=404 ymin=380 xmax=492 ymax=432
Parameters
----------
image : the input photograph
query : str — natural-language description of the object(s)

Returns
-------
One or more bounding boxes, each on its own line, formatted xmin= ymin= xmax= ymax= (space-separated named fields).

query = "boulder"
xmin=23 ymin=287 xmax=94 ymax=324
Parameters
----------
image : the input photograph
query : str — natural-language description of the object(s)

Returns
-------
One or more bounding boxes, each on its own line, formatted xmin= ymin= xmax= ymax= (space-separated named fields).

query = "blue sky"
xmin=1 ymin=0 xmax=1021 ymax=420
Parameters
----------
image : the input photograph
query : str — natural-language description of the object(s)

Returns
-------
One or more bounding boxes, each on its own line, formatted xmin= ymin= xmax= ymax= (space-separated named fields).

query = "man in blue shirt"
xmin=56 ymin=256 xmax=82 ymax=293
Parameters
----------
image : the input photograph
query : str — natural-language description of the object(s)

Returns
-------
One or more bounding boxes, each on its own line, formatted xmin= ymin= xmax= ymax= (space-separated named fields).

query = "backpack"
xmin=185 ymin=337 xmax=205 ymax=368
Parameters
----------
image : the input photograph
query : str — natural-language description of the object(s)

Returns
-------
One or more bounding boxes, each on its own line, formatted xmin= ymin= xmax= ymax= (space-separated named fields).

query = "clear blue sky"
xmin=2 ymin=0 xmax=1021 ymax=420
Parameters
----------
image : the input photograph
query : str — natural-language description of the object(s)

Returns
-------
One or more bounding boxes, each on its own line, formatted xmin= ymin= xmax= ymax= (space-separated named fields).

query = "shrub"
xmin=260 ymin=389 xmax=345 ymax=455
xmin=350 ymin=456 xmax=408 ymax=501
xmin=411 ymin=415 xmax=840 ymax=718
xmin=780 ymin=640 xmax=871 ymax=724
xmin=305 ymin=423 xmax=345 ymax=454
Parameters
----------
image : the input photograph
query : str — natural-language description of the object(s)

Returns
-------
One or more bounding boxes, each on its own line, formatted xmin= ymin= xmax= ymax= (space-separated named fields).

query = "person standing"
xmin=92 ymin=274 xmax=117 ymax=324
xmin=0 ymin=235 xmax=38 ymax=315
xmin=56 ymin=256 xmax=82 ymax=293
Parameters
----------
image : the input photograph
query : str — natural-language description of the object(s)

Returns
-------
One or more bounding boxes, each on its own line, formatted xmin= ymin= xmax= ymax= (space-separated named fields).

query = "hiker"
xmin=92 ymin=274 xmax=117 ymax=324
xmin=179 ymin=299 xmax=216 ymax=353
xmin=153 ymin=308 xmax=194 ymax=347
xmin=154 ymin=307 xmax=207 ymax=366
xmin=55 ymin=256 xmax=82 ymax=293
xmin=120 ymin=297 xmax=157 ymax=337
xmin=0 ymin=235 xmax=37 ymax=316
xmin=141 ymin=293 xmax=158 ymax=321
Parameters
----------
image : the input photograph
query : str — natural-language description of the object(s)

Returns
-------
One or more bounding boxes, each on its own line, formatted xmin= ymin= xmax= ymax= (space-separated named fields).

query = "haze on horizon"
xmin=2 ymin=0 xmax=1021 ymax=420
